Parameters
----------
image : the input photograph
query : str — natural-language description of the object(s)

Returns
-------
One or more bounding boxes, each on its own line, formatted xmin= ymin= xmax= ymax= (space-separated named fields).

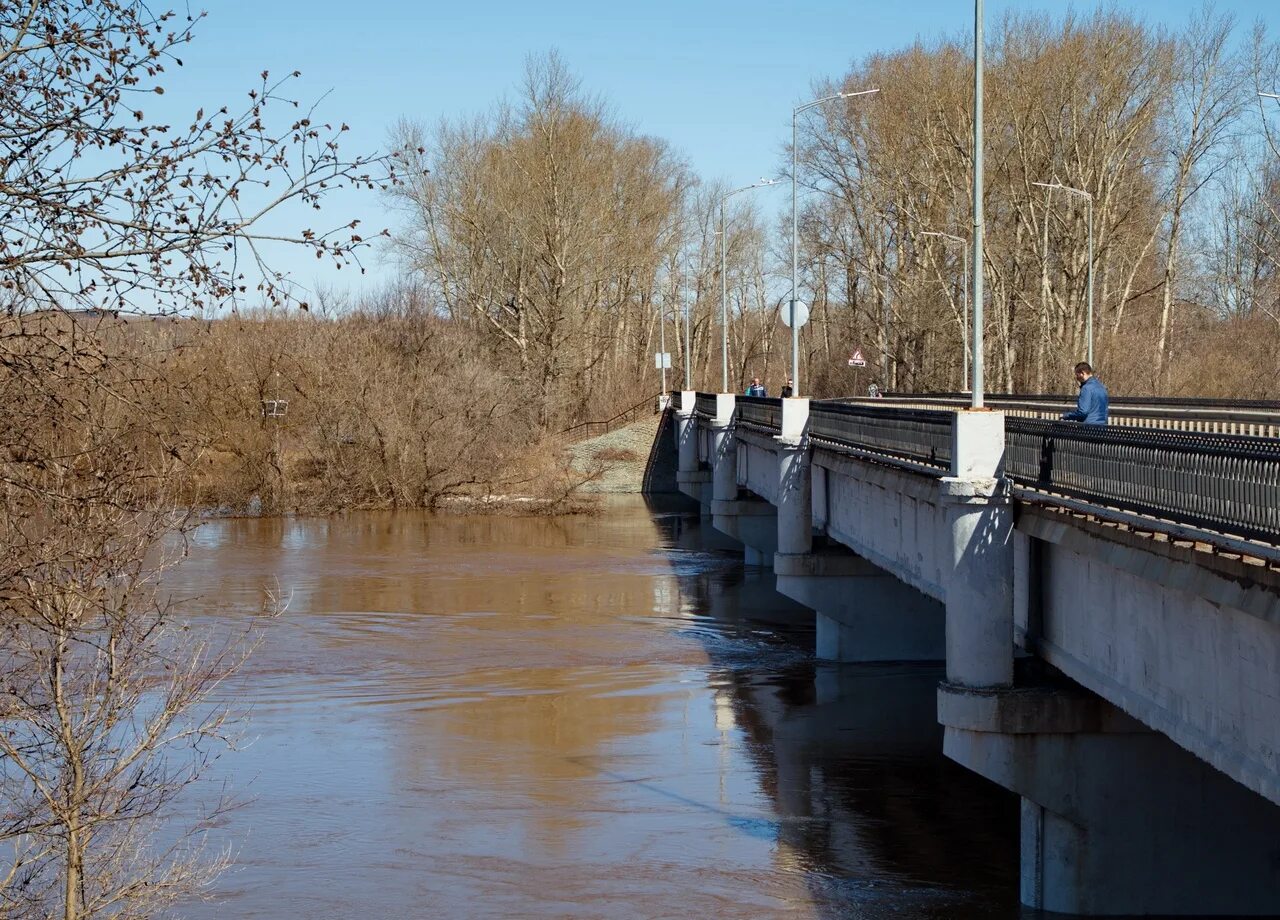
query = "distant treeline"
xmin=393 ymin=13 xmax=1280 ymax=403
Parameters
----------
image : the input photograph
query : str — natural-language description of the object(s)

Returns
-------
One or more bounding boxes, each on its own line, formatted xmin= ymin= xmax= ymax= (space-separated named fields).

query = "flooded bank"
xmin=173 ymin=497 xmax=1020 ymax=918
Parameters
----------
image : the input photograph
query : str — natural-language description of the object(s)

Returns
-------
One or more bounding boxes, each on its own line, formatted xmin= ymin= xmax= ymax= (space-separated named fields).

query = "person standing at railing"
xmin=745 ymin=377 xmax=767 ymax=397
xmin=1062 ymin=362 xmax=1109 ymax=425
xmin=780 ymin=378 xmax=794 ymax=398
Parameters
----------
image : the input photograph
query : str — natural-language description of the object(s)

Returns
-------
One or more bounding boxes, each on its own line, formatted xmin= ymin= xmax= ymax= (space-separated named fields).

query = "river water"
xmin=172 ymin=497 xmax=1021 ymax=918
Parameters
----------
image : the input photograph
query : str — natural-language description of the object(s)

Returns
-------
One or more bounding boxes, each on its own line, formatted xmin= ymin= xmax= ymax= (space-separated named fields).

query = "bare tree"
xmin=0 ymin=2 xmax=391 ymax=916
xmin=0 ymin=0 xmax=393 ymax=314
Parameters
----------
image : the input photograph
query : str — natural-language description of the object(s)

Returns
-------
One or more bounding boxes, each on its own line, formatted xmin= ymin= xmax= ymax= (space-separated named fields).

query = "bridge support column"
xmin=940 ymin=411 xmax=1014 ymax=688
xmin=775 ymin=398 xmax=811 ymax=556
xmin=940 ymin=681 xmax=1280 ymax=915
xmin=674 ymin=391 xmax=698 ymax=473
xmin=708 ymin=394 xmax=778 ymax=566
xmin=709 ymin=394 xmax=737 ymax=505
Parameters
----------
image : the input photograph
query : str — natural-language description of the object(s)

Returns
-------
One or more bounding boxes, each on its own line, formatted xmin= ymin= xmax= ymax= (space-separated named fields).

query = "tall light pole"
xmin=1033 ymin=180 xmax=1095 ymax=367
xmin=972 ymin=0 xmax=985 ymax=408
xmin=720 ymin=178 xmax=781 ymax=392
xmin=791 ymin=88 xmax=879 ymax=398
xmin=659 ymin=299 xmax=668 ymax=394
xmin=682 ymin=259 xmax=691 ymax=391
xmin=920 ymin=230 xmax=970 ymax=391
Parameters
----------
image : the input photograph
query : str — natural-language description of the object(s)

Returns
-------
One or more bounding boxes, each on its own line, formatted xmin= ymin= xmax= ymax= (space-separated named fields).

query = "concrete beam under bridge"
xmin=711 ymin=498 xmax=777 ymax=567
xmin=941 ymin=678 xmax=1280 ymax=915
xmin=775 ymin=550 xmax=945 ymax=662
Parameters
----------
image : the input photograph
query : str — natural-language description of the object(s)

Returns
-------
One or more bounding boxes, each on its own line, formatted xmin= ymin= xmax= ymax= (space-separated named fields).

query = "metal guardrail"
xmin=840 ymin=393 xmax=1280 ymax=437
xmin=695 ymin=392 xmax=718 ymax=418
xmin=736 ymin=396 xmax=781 ymax=432
xmin=562 ymin=392 xmax=662 ymax=439
xmin=808 ymin=401 xmax=953 ymax=473
xmin=686 ymin=393 xmax=1280 ymax=547
xmin=1005 ymin=420 xmax=1280 ymax=545
xmin=671 ymin=391 xmax=682 ymax=411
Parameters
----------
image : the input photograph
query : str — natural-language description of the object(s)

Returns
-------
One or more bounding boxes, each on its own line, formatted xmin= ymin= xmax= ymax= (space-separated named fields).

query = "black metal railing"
xmin=1006 ymin=419 xmax=1280 ymax=544
xmin=736 ymin=395 xmax=782 ymax=432
xmin=837 ymin=392 xmax=1280 ymax=436
xmin=670 ymin=390 xmax=682 ymax=411
xmin=562 ymin=392 xmax=664 ymax=439
xmin=695 ymin=392 xmax=718 ymax=418
xmin=808 ymin=401 xmax=953 ymax=472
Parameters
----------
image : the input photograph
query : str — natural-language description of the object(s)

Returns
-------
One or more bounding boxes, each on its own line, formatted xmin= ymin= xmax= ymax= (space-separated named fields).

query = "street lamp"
xmin=1260 ymin=92 xmax=1280 ymax=101
xmin=720 ymin=178 xmax=781 ymax=392
xmin=920 ymin=230 xmax=970 ymax=391
xmin=791 ymin=88 xmax=879 ymax=398
xmin=972 ymin=0 xmax=985 ymax=408
xmin=682 ymin=260 xmax=692 ymax=391
xmin=1033 ymin=180 xmax=1095 ymax=367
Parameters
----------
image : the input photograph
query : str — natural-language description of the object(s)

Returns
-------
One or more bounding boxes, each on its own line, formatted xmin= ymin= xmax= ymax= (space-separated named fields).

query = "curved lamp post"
xmin=720 ymin=178 xmax=781 ymax=392
xmin=790 ymin=88 xmax=879 ymax=397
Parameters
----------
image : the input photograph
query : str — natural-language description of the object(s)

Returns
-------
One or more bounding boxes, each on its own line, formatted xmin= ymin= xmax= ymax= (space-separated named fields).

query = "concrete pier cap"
xmin=676 ymin=390 xmax=696 ymax=417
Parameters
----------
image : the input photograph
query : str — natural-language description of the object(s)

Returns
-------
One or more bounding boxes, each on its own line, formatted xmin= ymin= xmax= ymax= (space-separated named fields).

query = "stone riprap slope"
xmin=567 ymin=413 xmax=673 ymax=493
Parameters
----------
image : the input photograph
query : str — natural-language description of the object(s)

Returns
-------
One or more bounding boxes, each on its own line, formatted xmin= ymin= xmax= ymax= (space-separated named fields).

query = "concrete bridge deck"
xmin=669 ymin=389 xmax=1280 ymax=916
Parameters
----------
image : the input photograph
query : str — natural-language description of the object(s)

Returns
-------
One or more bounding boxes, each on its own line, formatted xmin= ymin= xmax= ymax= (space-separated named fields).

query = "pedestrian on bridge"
xmin=780 ymin=378 xmax=794 ymax=398
xmin=1062 ymin=362 xmax=1109 ymax=425
xmin=745 ymin=377 xmax=766 ymax=397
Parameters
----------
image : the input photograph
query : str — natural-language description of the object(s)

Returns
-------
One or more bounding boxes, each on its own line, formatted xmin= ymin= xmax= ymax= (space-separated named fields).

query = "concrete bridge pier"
xmin=936 ymin=411 xmax=1280 ymax=914
xmin=674 ymin=390 xmax=712 ymax=508
xmin=707 ymin=393 xmax=776 ymax=567
xmin=940 ymin=681 xmax=1280 ymax=915
xmin=772 ymin=398 xmax=944 ymax=662
xmin=941 ymin=411 xmax=1014 ymax=688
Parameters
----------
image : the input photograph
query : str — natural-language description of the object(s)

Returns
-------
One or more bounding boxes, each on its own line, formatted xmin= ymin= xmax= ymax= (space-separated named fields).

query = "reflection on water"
xmin=171 ymin=497 xmax=1020 ymax=919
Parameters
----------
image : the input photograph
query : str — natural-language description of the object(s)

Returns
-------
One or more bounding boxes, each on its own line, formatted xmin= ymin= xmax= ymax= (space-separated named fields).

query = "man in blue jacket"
xmin=1062 ymin=362 xmax=1109 ymax=424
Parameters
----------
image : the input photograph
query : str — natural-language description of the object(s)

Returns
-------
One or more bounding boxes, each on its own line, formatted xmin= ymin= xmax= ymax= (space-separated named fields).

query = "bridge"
xmin=668 ymin=389 xmax=1280 ymax=916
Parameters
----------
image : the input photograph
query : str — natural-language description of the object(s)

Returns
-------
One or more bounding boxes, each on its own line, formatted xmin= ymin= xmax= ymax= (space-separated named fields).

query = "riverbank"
xmin=198 ymin=412 xmax=675 ymax=518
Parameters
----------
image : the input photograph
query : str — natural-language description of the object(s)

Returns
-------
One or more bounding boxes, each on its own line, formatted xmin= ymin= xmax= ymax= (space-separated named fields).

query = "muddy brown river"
xmin=171 ymin=496 xmax=1021 ymax=918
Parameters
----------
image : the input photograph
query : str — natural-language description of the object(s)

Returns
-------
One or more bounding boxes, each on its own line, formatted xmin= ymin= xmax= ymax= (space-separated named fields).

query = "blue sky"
xmin=163 ymin=0 xmax=1278 ymax=302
